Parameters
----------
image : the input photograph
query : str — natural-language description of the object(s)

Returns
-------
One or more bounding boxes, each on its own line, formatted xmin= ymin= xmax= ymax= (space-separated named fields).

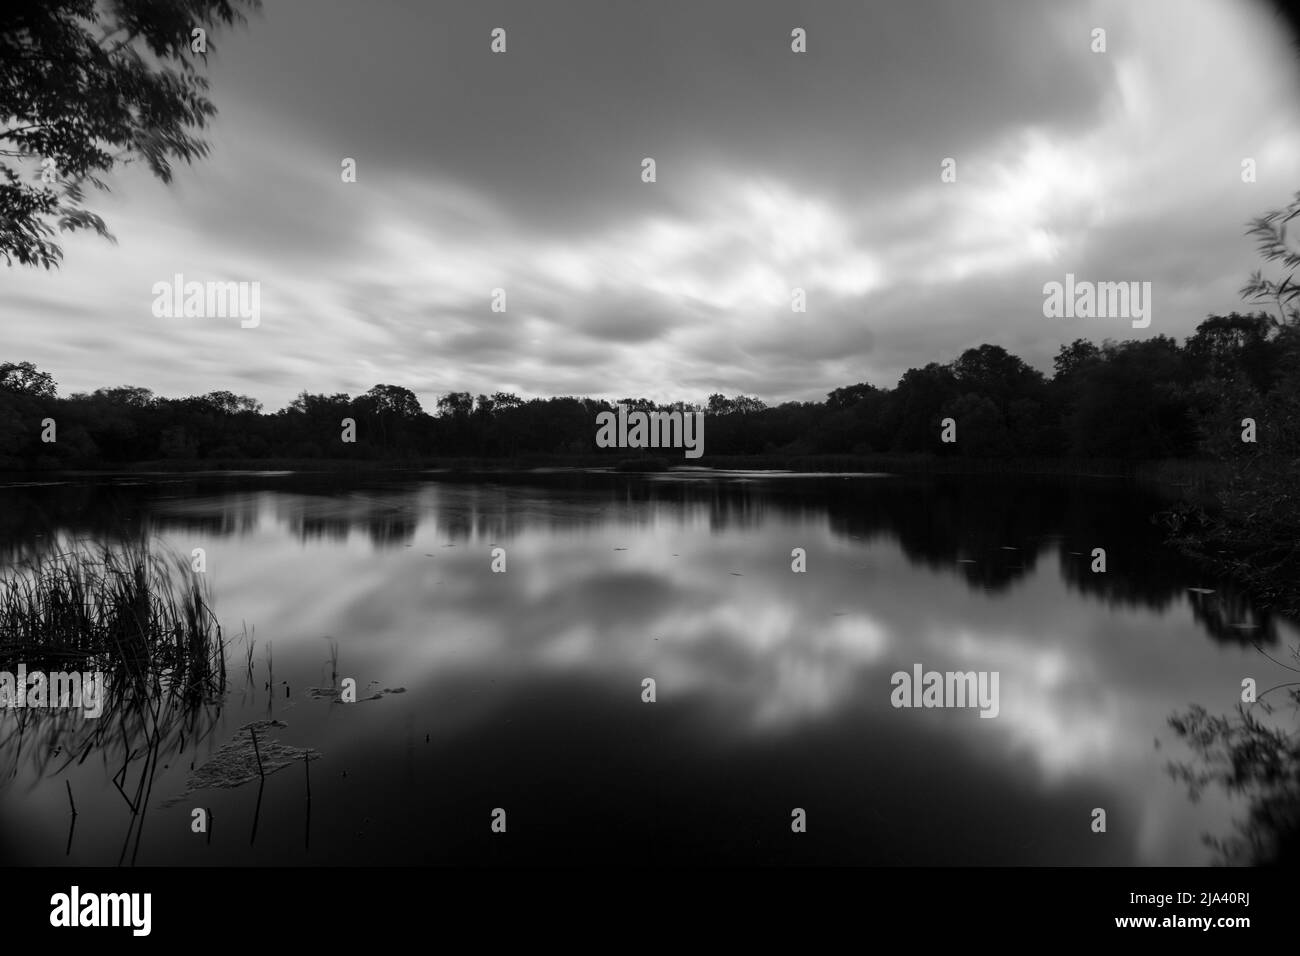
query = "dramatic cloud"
xmin=4 ymin=0 xmax=1299 ymax=410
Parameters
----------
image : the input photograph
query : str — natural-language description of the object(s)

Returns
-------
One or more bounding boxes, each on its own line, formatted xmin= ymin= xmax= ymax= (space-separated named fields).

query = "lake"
xmin=0 ymin=469 xmax=1292 ymax=865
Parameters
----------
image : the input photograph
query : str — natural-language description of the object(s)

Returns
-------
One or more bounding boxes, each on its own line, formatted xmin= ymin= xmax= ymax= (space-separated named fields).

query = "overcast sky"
xmin=4 ymin=0 xmax=1300 ymax=411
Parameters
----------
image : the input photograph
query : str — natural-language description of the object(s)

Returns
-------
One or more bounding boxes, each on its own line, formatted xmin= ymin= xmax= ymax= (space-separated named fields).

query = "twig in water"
xmin=245 ymin=632 xmax=256 ymax=681
xmin=249 ymin=726 xmax=265 ymax=779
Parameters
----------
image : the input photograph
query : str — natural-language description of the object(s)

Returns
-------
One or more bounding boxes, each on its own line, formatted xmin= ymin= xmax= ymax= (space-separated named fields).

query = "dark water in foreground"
xmin=0 ymin=470 xmax=1293 ymax=865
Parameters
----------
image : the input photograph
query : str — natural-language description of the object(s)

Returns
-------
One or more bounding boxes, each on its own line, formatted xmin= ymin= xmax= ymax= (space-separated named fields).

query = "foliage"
xmin=0 ymin=312 xmax=1295 ymax=468
xmin=0 ymin=0 xmax=260 ymax=267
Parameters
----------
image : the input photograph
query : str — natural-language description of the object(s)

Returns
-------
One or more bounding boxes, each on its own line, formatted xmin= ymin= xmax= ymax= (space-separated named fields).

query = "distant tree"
xmin=0 ymin=360 xmax=55 ymax=396
xmin=1064 ymin=337 xmax=1194 ymax=458
xmin=92 ymin=385 xmax=154 ymax=407
xmin=943 ymin=393 xmax=1011 ymax=457
xmin=349 ymin=384 xmax=422 ymax=455
xmin=287 ymin=390 xmax=351 ymax=416
xmin=951 ymin=344 xmax=1044 ymax=409
xmin=1184 ymin=313 xmax=1278 ymax=393
xmin=891 ymin=362 xmax=959 ymax=451
xmin=1 ymin=0 xmax=262 ymax=268
xmin=705 ymin=393 xmax=765 ymax=415
xmin=361 ymin=384 xmax=421 ymax=419
xmin=196 ymin=389 xmax=261 ymax=414
xmin=1052 ymin=339 xmax=1101 ymax=380
xmin=435 ymin=391 xmax=473 ymax=418
xmin=730 ymin=395 xmax=767 ymax=414
xmin=826 ymin=382 xmax=876 ymax=409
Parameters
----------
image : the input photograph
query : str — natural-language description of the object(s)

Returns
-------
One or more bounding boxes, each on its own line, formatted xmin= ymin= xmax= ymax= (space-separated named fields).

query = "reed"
xmin=0 ymin=538 xmax=227 ymax=779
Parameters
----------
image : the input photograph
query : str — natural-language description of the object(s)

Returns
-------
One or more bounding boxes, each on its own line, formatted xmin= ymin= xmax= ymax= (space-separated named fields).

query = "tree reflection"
xmin=1167 ymin=647 xmax=1300 ymax=865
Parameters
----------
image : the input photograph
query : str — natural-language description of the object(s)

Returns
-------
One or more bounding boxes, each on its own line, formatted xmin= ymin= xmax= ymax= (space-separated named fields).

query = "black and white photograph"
xmin=2 ymin=0 xmax=1299 ymax=939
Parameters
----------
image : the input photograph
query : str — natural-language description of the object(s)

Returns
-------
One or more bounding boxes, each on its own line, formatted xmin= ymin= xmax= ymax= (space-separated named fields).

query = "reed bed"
xmin=0 ymin=539 xmax=228 ymax=778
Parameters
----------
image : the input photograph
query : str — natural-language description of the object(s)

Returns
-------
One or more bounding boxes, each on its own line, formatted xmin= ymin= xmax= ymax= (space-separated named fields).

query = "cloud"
xmin=3 ymin=0 xmax=1298 ymax=408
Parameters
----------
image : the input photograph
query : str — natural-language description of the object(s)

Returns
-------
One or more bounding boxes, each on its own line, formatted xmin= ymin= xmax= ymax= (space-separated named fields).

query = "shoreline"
xmin=0 ymin=455 xmax=1231 ymax=483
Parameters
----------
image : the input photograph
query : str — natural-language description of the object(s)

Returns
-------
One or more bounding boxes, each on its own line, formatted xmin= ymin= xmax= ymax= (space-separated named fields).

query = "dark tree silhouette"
xmin=0 ymin=0 xmax=261 ymax=268
xmin=0 ymin=360 xmax=55 ymax=396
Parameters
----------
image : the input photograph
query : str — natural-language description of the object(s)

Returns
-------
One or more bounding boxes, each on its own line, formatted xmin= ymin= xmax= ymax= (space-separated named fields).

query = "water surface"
xmin=0 ymin=470 xmax=1289 ymax=865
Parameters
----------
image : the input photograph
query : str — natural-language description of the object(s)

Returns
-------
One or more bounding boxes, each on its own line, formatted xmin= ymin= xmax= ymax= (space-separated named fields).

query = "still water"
xmin=0 ymin=470 xmax=1292 ymax=865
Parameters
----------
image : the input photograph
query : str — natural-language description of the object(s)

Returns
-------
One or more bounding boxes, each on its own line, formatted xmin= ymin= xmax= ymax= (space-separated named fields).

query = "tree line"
xmin=1 ymin=310 xmax=1297 ymax=469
